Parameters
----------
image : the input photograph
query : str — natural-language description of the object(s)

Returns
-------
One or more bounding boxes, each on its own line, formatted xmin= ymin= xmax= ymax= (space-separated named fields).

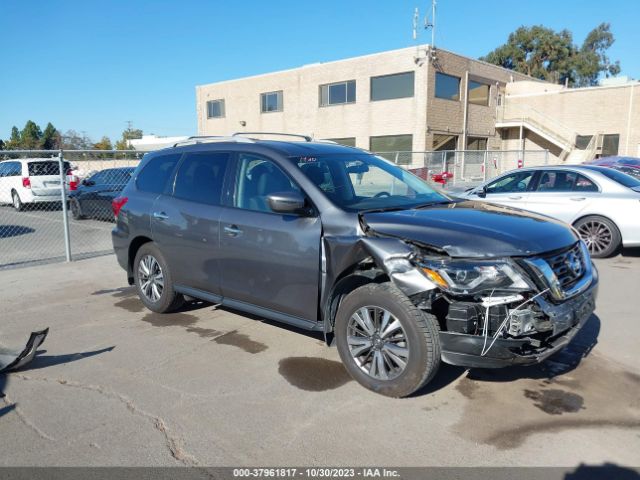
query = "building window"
xmin=576 ymin=135 xmax=593 ymax=150
xmin=320 ymin=81 xmax=356 ymax=106
xmin=326 ymin=137 xmax=356 ymax=147
xmin=260 ymin=91 xmax=283 ymax=113
xmin=432 ymin=134 xmax=457 ymax=151
xmin=468 ymin=80 xmax=490 ymax=106
xmin=370 ymin=72 xmax=415 ymax=101
xmin=435 ymin=72 xmax=460 ymax=101
xmin=601 ymin=134 xmax=619 ymax=157
xmin=467 ymin=136 xmax=488 ymax=150
xmin=206 ymin=99 xmax=225 ymax=118
xmin=370 ymin=134 xmax=413 ymax=152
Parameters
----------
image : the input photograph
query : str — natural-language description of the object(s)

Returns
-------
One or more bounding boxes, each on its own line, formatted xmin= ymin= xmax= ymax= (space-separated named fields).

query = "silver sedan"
xmin=457 ymin=165 xmax=640 ymax=257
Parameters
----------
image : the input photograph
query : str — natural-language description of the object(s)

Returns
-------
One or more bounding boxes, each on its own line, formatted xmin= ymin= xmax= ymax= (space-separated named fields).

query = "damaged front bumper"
xmin=438 ymin=276 xmax=598 ymax=369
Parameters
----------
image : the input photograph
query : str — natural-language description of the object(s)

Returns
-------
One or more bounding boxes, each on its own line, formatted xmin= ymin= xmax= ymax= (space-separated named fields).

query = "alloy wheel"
xmin=138 ymin=254 xmax=164 ymax=303
xmin=347 ymin=306 xmax=409 ymax=380
xmin=577 ymin=220 xmax=612 ymax=255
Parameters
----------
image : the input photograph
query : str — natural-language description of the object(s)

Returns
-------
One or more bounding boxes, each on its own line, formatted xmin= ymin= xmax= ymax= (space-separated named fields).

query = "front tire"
xmin=574 ymin=215 xmax=621 ymax=258
xmin=335 ymin=282 xmax=441 ymax=397
xmin=133 ymin=243 xmax=184 ymax=313
xmin=12 ymin=191 xmax=24 ymax=211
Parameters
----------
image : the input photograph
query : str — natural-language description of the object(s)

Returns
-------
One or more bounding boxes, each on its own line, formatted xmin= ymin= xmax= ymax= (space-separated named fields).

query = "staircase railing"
xmin=498 ymin=103 xmax=578 ymax=149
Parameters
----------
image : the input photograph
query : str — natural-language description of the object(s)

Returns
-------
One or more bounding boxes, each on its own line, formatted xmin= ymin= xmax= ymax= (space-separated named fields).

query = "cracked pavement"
xmin=0 ymin=253 xmax=639 ymax=466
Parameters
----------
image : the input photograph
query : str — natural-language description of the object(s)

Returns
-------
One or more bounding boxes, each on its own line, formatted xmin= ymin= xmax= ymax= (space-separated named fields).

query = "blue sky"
xmin=1 ymin=0 xmax=638 ymax=143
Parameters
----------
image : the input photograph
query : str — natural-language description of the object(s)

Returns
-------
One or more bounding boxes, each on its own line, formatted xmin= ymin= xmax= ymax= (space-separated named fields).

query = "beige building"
xmin=498 ymin=78 xmax=640 ymax=164
xmin=195 ymin=45 xmax=639 ymax=167
xmin=195 ymin=45 xmax=533 ymax=154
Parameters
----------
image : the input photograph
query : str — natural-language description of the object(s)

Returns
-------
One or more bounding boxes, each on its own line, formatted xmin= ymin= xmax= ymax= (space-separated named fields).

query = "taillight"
xmin=22 ymin=177 xmax=31 ymax=188
xmin=112 ymin=196 xmax=128 ymax=219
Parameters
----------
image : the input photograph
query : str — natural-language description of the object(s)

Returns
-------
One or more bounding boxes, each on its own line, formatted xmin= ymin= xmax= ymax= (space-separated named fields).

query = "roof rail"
xmin=173 ymin=135 xmax=255 ymax=147
xmin=232 ymin=132 xmax=313 ymax=142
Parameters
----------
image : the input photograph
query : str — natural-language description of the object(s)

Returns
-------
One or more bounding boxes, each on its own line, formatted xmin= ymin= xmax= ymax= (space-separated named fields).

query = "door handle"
xmin=224 ymin=225 xmax=242 ymax=237
xmin=153 ymin=211 xmax=169 ymax=220
xmin=508 ymin=195 xmax=522 ymax=200
xmin=570 ymin=197 xmax=586 ymax=201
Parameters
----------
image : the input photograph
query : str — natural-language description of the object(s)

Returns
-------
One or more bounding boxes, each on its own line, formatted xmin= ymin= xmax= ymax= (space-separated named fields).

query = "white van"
xmin=0 ymin=158 xmax=72 ymax=211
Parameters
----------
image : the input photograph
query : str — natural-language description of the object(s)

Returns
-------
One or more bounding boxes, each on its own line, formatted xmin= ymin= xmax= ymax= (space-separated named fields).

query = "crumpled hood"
xmin=361 ymin=200 xmax=579 ymax=258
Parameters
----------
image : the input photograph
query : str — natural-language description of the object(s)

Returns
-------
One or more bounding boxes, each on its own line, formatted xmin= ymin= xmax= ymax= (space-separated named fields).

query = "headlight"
xmin=419 ymin=258 xmax=532 ymax=295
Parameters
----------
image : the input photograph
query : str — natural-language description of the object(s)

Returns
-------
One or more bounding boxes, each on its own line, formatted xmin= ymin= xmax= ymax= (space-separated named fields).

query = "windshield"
xmin=291 ymin=154 xmax=448 ymax=212
xmin=28 ymin=161 xmax=71 ymax=176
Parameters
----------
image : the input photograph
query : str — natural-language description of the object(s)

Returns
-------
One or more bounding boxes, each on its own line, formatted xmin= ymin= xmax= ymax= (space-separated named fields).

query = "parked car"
xmin=69 ymin=167 xmax=135 ymax=221
xmin=458 ymin=165 xmax=640 ymax=258
xmin=585 ymin=155 xmax=640 ymax=171
xmin=112 ymin=134 xmax=598 ymax=397
xmin=611 ymin=165 xmax=640 ymax=180
xmin=0 ymin=158 xmax=72 ymax=211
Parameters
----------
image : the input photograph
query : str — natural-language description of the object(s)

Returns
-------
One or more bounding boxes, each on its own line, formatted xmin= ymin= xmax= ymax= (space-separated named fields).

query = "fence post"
xmin=58 ymin=150 xmax=72 ymax=262
xmin=545 ymin=149 xmax=549 ymax=165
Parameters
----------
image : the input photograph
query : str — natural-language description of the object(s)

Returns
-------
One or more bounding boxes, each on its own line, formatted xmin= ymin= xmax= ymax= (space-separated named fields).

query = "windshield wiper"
xmin=359 ymin=206 xmax=411 ymax=214
xmin=413 ymin=200 xmax=454 ymax=209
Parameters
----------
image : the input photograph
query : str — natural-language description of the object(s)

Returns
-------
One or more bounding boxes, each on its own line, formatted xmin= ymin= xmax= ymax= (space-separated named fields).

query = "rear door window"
xmin=136 ymin=154 xmax=181 ymax=194
xmin=173 ymin=152 xmax=230 ymax=205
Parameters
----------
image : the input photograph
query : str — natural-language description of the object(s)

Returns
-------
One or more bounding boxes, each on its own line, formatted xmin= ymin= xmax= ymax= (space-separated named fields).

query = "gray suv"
xmin=112 ymin=134 xmax=598 ymax=397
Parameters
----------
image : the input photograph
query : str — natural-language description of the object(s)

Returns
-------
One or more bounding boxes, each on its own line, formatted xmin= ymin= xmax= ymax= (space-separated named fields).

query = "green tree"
xmin=6 ymin=126 xmax=22 ymax=149
xmin=20 ymin=120 xmax=43 ymax=149
xmin=41 ymin=122 xmax=60 ymax=150
xmin=481 ymin=23 xmax=621 ymax=86
xmin=0 ymin=139 xmax=5 ymax=150
xmin=93 ymin=136 xmax=113 ymax=150
xmin=114 ymin=127 xmax=142 ymax=150
xmin=574 ymin=23 xmax=621 ymax=86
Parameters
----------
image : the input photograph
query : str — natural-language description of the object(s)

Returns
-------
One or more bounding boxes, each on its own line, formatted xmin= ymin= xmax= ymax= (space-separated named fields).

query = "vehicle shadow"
xmin=0 ymin=225 xmax=35 ymax=238
xmin=564 ymin=463 xmax=640 ymax=479
xmin=620 ymin=246 xmax=640 ymax=258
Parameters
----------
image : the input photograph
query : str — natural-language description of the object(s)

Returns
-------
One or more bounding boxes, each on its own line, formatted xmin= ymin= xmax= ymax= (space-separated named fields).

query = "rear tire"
xmin=335 ymin=282 xmax=441 ymax=397
xmin=70 ymin=199 xmax=84 ymax=220
xmin=574 ymin=215 xmax=621 ymax=258
xmin=12 ymin=191 xmax=24 ymax=212
xmin=133 ymin=243 xmax=184 ymax=313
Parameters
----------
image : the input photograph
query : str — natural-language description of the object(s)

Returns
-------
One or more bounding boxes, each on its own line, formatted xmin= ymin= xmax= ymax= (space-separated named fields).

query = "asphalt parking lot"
xmin=0 ymin=252 xmax=639 ymax=467
xmin=0 ymin=205 xmax=113 ymax=268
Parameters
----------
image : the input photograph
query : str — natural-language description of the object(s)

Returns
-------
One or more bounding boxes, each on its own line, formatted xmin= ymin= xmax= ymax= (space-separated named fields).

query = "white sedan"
xmin=458 ymin=165 xmax=640 ymax=258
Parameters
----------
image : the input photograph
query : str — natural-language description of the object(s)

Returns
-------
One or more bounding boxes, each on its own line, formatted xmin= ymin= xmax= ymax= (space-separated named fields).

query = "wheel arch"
xmin=127 ymin=235 xmax=153 ymax=283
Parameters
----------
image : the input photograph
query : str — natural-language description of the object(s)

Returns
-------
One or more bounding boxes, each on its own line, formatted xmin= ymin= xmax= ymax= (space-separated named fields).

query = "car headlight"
xmin=419 ymin=258 xmax=532 ymax=295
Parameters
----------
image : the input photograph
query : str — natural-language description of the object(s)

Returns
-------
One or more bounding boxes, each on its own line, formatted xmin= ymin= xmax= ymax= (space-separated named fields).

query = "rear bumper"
xmin=23 ymin=192 xmax=64 ymax=203
xmin=111 ymin=226 xmax=129 ymax=274
xmin=439 ymin=271 xmax=598 ymax=369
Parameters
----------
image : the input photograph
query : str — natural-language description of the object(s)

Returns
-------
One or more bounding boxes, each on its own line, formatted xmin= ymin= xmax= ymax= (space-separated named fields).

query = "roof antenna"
xmin=425 ymin=0 xmax=437 ymax=62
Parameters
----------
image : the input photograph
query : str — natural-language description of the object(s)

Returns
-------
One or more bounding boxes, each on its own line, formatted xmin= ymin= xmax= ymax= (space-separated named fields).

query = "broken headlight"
xmin=419 ymin=259 xmax=532 ymax=295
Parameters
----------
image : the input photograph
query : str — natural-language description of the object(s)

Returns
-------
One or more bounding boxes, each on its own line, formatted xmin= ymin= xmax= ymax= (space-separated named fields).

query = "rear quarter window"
xmin=136 ymin=154 xmax=181 ymax=194
xmin=28 ymin=161 xmax=70 ymax=176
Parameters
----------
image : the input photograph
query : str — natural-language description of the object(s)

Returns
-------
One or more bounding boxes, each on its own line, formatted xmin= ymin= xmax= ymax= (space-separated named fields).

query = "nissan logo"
xmin=565 ymin=252 xmax=583 ymax=277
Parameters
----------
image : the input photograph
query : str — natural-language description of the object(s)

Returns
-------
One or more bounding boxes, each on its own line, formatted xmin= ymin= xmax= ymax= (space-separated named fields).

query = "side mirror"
xmin=267 ymin=191 xmax=307 ymax=215
xmin=476 ymin=186 xmax=487 ymax=198
xmin=82 ymin=179 xmax=95 ymax=186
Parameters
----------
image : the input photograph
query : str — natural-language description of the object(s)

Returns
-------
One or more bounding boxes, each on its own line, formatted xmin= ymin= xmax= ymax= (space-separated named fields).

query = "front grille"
xmin=543 ymin=242 xmax=586 ymax=290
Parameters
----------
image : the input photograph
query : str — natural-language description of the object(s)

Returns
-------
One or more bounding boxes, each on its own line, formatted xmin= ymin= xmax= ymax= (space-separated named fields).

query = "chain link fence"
xmin=1 ymin=147 xmax=549 ymax=270
xmin=0 ymin=149 xmax=141 ymax=269
xmin=380 ymin=149 xmax=550 ymax=191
